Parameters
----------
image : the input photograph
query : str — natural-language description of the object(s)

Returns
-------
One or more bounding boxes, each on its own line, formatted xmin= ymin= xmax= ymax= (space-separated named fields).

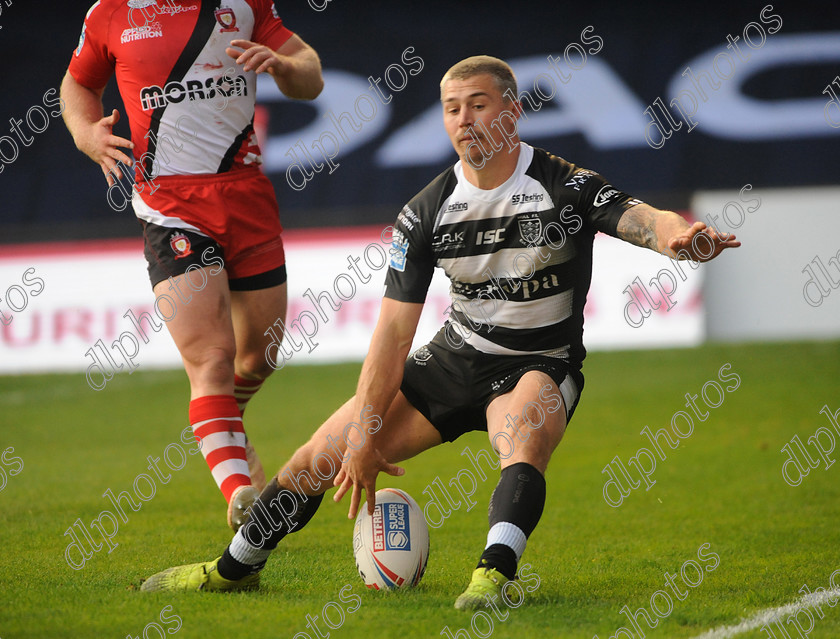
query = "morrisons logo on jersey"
xmin=140 ymin=75 xmax=248 ymax=111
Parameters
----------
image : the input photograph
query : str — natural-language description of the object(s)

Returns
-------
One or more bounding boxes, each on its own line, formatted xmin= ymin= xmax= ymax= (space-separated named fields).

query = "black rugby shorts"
xmin=400 ymin=327 xmax=584 ymax=442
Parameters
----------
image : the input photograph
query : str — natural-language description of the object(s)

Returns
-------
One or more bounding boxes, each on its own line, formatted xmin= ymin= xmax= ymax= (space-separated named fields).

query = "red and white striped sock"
xmin=234 ymin=375 xmax=268 ymax=491
xmin=233 ymin=375 xmax=265 ymax=416
xmin=189 ymin=395 xmax=250 ymax=503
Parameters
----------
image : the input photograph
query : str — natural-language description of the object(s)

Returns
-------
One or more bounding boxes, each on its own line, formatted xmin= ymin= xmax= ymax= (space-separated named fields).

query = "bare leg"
xmin=455 ymin=370 xmax=569 ymax=608
xmin=276 ymin=391 xmax=442 ymax=495
xmin=229 ymin=282 xmax=288 ymax=489
xmin=155 ymin=268 xmax=252 ymax=519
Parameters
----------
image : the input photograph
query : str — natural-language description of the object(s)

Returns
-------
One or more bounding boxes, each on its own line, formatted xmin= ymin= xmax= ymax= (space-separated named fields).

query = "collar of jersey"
xmin=454 ymin=143 xmax=534 ymax=203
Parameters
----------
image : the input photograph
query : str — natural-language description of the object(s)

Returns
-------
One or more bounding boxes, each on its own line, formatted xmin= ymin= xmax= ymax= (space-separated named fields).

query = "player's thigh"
xmin=152 ymin=265 xmax=235 ymax=364
xmin=229 ymin=282 xmax=287 ymax=376
xmin=280 ymin=391 xmax=442 ymax=489
xmin=485 ymin=370 xmax=567 ymax=473
xmin=374 ymin=391 xmax=443 ymax=463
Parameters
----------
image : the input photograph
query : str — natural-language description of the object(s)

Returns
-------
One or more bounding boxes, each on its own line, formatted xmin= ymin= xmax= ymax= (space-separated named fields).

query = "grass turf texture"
xmin=0 ymin=339 xmax=838 ymax=639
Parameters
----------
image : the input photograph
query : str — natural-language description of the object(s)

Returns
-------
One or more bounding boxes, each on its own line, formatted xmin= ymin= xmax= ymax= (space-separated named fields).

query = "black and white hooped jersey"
xmin=384 ymin=143 xmax=643 ymax=365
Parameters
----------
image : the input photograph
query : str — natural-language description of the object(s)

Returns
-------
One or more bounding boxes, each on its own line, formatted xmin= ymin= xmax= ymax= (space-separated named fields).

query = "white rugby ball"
xmin=352 ymin=488 xmax=429 ymax=590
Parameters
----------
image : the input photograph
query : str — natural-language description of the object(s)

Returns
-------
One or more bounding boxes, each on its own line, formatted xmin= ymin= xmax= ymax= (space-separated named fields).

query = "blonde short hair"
xmin=440 ymin=55 xmax=517 ymax=101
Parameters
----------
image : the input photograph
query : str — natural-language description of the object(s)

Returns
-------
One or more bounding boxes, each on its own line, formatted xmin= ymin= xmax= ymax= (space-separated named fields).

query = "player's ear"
xmin=506 ymin=98 xmax=524 ymax=120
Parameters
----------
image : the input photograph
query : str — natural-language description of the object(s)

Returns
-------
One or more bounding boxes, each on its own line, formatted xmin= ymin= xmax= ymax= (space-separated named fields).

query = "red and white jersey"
xmin=68 ymin=0 xmax=293 ymax=180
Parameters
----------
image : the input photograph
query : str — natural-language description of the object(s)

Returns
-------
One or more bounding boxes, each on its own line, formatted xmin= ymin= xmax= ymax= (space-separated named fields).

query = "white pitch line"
xmin=690 ymin=588 xmax=840 ymax=639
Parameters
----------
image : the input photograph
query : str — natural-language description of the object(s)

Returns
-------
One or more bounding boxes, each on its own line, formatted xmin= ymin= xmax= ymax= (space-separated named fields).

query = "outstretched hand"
xmin=667 ymin=221 xmax=741 ymax=262
xmin=226 ymin=39 xmax=289 ymax=77
xmin=77 ymin=109 xmax=134 ymax=186
xmin=333 ymin=444 xmax=404 ymax=519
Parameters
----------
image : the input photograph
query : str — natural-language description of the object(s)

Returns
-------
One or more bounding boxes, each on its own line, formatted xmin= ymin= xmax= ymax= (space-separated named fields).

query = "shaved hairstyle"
xmin=440 ymin=55 xmax=517 ymax=102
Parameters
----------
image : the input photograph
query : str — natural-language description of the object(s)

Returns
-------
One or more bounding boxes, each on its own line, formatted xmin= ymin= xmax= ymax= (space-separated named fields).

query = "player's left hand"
xmin=666 ymin=221 xmax=741 ymax=262
xmin=333 ymin=444 xmax=404 ymax=520
xmin=226 ymin=39 xmax=289 ymax=77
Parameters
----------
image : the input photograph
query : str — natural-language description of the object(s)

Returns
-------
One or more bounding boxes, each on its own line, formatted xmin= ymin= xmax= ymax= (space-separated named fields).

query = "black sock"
xmin=217 ymin=478 xmax=324 ymax=580
xmin=477 ymin=462 xmax=546 ymax=581
xmin=218 ymin=548 xmax=260 ymax=580
xmin=477 ymin=545 xmax=518 ymax=581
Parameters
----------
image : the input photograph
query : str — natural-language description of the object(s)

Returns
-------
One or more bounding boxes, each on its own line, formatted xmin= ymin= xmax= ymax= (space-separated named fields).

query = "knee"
xmin=497 ymin=418 xmax=561 ymax=471
xmin=183 ymin=345 xmax=235 ymax=384
xmin=280 ymin=447 xmax=339 ymax=496
xmin=522 ymin=402 xmax=548 ymax=430
xmin=188 ymin=344 xmax=234 ymax=368
xmin=503 ymin=411 xmax=538 ymax=446
xmin=286 ymin=441 xmax=316 ymax=469
xmin=294 ymin=435 xmax=343 ymax=474
xmin=235 ymin=350 xmax=275 ymax=381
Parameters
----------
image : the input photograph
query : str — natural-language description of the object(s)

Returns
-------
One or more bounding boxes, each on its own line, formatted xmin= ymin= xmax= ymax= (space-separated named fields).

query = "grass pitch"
xmin=1 ymin=340 xmax=838 ymax=639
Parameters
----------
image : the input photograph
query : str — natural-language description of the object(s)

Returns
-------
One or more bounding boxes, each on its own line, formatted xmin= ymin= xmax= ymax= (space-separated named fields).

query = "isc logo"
xmin=476 ymin=229 xmax=505 ymax=245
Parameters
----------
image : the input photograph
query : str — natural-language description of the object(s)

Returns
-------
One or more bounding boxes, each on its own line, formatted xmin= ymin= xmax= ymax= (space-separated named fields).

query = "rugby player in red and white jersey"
xmin=61 ymin=0 xmax=324 ymax=531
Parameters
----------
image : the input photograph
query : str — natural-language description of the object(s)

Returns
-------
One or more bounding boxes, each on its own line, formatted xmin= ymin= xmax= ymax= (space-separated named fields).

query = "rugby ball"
xmin=352 ymin=488 xmax=429 ymax=590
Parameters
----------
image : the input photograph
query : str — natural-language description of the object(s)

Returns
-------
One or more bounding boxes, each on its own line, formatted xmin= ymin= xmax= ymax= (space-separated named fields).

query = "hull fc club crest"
xmin=518 ymin=216 xmax=543 ymax=246
xmin=214 ymin=6 xmax=239 ymax=32
xmin=170 ymin=232 xmax=193 ymax=259
xmin=412 ymin=346 xmax=433 ymax=365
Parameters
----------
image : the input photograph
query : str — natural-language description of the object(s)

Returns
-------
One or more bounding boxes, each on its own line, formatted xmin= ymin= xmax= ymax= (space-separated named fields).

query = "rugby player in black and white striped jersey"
xmin=141 ymin=55 xmax=739 ymax=608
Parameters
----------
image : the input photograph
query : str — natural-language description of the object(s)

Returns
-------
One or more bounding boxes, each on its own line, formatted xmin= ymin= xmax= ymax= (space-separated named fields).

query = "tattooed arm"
xmin=616 ymin=203 xmax=741 ymax=262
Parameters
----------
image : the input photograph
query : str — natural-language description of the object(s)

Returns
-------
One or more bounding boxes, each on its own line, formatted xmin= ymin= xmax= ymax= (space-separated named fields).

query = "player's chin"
xmin=462 ymin=150 xmax=486 ymax=169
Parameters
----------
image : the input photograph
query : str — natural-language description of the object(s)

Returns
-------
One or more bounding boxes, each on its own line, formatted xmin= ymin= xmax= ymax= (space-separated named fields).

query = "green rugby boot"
xmin=454 ymin=566 xmax=509 ymax=610
xmin=140 ymin=557 xmax=259 ymax=593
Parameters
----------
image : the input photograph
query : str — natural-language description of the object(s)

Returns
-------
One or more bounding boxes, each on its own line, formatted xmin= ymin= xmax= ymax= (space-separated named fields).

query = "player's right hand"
xmin=77 ymin=109 xmax=135 ymax=186
xmin=333 ymin=443 xmax=404 ymax=519
xmin=666 ymin=221 xmax=741 ymax=262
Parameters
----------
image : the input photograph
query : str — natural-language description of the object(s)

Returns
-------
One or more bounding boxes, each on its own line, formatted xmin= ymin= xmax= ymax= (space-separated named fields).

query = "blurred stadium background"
xmin=1 ymin=1 xmax=839 ymax=376
xmin=1 ymin=1 xmax=839 ymax=374
xmin=2 ymin=3 xmax=840 ymax=638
